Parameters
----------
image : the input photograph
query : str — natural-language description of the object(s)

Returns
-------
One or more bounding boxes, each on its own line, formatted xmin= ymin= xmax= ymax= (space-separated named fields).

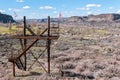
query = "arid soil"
xmin=0 ymin=22 xmax=120 ymax=80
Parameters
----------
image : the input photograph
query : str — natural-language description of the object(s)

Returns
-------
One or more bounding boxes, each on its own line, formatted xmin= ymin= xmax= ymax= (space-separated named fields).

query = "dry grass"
xmin=0 ymin=26 xmax=18 ymax=34
xmin=1 ymin=22 xmax=120 ymax=79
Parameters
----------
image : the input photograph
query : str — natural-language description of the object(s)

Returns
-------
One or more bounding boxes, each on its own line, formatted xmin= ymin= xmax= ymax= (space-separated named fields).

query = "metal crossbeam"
xmin=8 ymin=16 xmax=59 ymax=77
xmin=16 ymin=39 xmax=39 ymax=59
xmin=28 ymin=48 xmax=47 ymax=72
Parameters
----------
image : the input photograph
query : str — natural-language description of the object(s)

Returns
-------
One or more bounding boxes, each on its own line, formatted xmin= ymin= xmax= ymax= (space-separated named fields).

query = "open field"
xmin=0 ymin=26 xmax=17 ymax=34
xmin=0 ymin=22 xmax=120 ymax=80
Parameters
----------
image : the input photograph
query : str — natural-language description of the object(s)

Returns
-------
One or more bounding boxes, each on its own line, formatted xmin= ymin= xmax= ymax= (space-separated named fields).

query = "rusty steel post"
xmin=23 ymin=16 xmax=27 ymax=71
xmin=47 ymin=16 xmax=51 ymax=73
xmin=13 ymin=61 xmax=15 ymax=76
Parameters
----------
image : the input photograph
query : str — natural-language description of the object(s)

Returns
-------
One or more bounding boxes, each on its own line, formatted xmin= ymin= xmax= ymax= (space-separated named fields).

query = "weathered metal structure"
xmin=8 ymin=16 xmax=59 ymax=76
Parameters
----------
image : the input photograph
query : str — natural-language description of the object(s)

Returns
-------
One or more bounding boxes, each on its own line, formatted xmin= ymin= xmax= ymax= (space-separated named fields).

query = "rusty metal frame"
xmin=8 ymin=16 xmax=59 ymax=77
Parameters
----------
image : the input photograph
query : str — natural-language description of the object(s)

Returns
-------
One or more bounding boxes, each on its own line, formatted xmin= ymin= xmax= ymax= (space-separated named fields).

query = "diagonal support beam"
xmin=26 ymin=25 xmax=36 ymax=35
xmin=16 ymin=39 xmax=39 ymax=60
xmin=28 ymin=48 xmax=47 ymax=72
xmin=17 ymin=58 xmax=25 ymax=70
xmin=40 ymin=28 xmax=48 ymax=36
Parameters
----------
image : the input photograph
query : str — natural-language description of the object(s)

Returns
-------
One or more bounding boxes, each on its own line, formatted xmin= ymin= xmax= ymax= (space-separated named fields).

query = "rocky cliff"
xmin=0 ymin=13 xmax=15 ymax=23
xmin=87 ymin=14 xmax=120 ymax=22
xmin=66 ymin=16 xmax=83 ymax=22
xmin=60 ymin=14 xmax=120 ymax=23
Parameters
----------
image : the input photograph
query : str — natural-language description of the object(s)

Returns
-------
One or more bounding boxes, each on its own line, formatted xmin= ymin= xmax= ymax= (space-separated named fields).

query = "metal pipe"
xmin=47 ymin=16 xmax=51 ymax=73
xmin=23 ymin=16 xmax=27 ymax=71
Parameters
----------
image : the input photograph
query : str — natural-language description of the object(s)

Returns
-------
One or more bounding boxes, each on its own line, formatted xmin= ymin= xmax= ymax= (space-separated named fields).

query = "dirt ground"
xmin=0 ymin=22 xmax=120 ymax=80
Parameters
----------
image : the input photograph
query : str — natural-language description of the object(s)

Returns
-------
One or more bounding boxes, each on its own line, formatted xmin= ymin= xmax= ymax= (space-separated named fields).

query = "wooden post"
xmin=47 ymin=16 xmax=51 ymax=73
xmin=23 ymin=16 xmax=27 ymax=71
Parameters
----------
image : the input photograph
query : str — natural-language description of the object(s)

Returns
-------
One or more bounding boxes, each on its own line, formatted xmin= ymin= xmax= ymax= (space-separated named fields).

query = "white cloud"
xmin=8 ymin=8 xmax=21 ymax=12
xmin=40 ymin=6 xmax=56 ymax=10
xmin=0 ymin=10 xmax=5 ymax=13
xmin=109 ymin=7 xmax=113 ymax=9
xmin=16 ymin=0 xmax=24 ymax=2
xmin=86 ymin=4 xmax=101 ymax=8
xmin=76 ymin=4 xmax=101 ymax=11
xmin=8 ymin=8 xmax=12 ymax=11
xmin=87 ymin=12 xmax=92 ymax=15
xmin=13 ymin=9 xmax=20 ymax=12
xmin=53 ymin=11 xmax=57 ymax=13
xmin=76 ymin=7 xmax=90 ymax=10
xmin=117 ymin=10 xmax=120 ymax=13
xmin=23 ymin=6 xmax=30 ymax=9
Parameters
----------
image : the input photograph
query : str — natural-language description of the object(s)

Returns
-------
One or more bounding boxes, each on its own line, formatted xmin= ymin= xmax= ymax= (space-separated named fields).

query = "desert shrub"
xmin=75 ymin=64 xmax=87 ymax=73
xmin=37 ymin=73 xmax=57 ymax=80
xmin=55 ymin=56 xmax=72 ymax=63
xmin=109 ymin=77 xmax=120 ymax=80
xmin=55 ymin=42 xmax=71 ymax=51
xmin=91 ymin=62 xmax=107 ymax=72
xmin=116 ymin=55 xmax=120 ymax=61
xmin=51 ymin=53 xmax=66 ymax=59
xmin=94 ymin=65 xmax=120 ymax=78
xmin=63 ymin=62 xmax=76 ymax=69
xmin=0 ymin=66 xmax=6 ymax=78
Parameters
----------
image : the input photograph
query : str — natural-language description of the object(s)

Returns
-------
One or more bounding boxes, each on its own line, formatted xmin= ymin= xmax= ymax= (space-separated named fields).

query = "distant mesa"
xmin=87 ymin=14 xmax=120 ymax=22
xmin=0 ymin=12 xmax=15 ymax=23
xmin=66 ymin=14 xmax=120 ymax=22
xmin=66 ymin=16 xmax=83 ymax=22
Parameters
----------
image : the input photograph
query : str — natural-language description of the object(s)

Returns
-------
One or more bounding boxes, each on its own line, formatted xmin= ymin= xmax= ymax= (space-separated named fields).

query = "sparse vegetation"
xmin=1 ymin=19 xmax=120 ymax=79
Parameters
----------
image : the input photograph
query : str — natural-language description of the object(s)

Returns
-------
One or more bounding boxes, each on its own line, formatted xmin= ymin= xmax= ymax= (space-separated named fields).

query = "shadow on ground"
xmin=15 ymin=71 xmax=42 ymax=77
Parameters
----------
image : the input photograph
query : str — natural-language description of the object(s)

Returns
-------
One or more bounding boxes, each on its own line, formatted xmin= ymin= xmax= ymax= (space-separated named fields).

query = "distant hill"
xmin=65 ymin=14 xmax=120 ymax=22
xmin=87 ymin=14 xmax=120 ymax=22
xmin=0 ymin=13 xmax=15 ymax=23
xmin=16 ymin=13 xmax=120 ymax=24
xmin=66 ymin=16 xmax=83 ymax=22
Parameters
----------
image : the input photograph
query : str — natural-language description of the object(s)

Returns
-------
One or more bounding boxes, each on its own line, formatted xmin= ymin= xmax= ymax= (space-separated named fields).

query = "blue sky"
xmin=0 ymin=0 xmax=120 ymax=19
